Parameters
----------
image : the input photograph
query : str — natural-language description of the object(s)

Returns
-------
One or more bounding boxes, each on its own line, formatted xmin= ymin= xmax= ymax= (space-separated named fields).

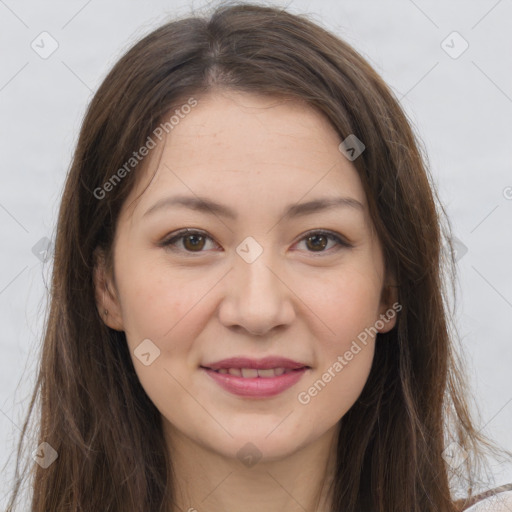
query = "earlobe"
xmin=92 ymin=247 xmax=124 ymax=331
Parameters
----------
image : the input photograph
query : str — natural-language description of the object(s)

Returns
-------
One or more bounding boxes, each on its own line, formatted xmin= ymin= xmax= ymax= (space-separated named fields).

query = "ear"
xmin=93 ymin=247 xmax=124 ymax=331
xmin=376 ymin=276 xmax=400 ymax=334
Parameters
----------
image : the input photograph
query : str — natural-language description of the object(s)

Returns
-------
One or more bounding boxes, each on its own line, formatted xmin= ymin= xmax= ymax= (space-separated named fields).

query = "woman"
xmin=6 ymin=3 xmax=512 ymax=511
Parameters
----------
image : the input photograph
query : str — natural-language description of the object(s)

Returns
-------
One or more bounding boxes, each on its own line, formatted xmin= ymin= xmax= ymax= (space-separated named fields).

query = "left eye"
xmin=160 ymin=229 xmax=350 ymax=254
xmin=296 ymin=231 xmax=350 ymax=253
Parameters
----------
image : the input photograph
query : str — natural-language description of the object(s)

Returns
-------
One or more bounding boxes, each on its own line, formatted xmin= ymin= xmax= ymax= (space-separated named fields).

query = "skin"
xmin=94 ymin=90 xmax=398 ymax=512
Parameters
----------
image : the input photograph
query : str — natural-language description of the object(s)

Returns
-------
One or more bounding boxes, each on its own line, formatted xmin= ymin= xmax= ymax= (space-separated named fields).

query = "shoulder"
xmin=464 ymin=490 xmax=512 ymax=512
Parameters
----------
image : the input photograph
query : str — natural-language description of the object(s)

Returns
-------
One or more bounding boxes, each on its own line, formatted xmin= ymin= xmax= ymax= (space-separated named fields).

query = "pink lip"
xmin=202 ymin=367 xmax=309 ymax=398
xmin=203 ymin=356 xmax=309 ymax=371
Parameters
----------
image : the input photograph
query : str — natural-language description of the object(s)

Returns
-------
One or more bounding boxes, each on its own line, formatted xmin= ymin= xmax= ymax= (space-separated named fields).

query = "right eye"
xmin=159 ymin=229 xmax=220 ymax=253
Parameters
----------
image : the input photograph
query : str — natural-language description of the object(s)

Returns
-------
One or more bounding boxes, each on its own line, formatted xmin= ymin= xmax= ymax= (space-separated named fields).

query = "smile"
xmin=201 ymin=366 xmax=309 ymax=398
xmin=211 ymin=367 xmax=300 ymax=377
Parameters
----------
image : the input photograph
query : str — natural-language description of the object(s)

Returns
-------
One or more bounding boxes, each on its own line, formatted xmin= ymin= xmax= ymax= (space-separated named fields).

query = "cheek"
xmin=297 ymin=313 xmax=376 ymax=428
xmin=114 ymin=259 xmax=212 ymax=414
xmin=300 ymin=264 xmax=383 ymax=349
xmin=296 ymin=341 xmax=375 ymax=436
xmin=115 ymin=256 xmax=214 ymax=347
xmin=292 ymin=267 xmax=380 ymax=417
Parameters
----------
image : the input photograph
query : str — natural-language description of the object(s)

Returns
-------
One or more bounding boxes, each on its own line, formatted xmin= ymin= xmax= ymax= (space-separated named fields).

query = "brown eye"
xmin=160 ymin=229 xmax=216 ymax=253
xmin=296 ymin=230 xmax=351 ymax=254
xmin=305 ymin=233 xmax=328 ymax=251
xmin=182 ymin=234 xmax=206 ymax=251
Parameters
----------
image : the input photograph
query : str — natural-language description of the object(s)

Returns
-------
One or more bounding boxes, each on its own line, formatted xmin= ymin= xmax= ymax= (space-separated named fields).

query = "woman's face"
xmin=96 ymin=90 xmax=397 ymax=461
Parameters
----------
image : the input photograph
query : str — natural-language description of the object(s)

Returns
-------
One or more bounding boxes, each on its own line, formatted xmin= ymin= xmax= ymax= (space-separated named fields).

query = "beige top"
xmin=465 ymin=490 xmax=512 ymax=511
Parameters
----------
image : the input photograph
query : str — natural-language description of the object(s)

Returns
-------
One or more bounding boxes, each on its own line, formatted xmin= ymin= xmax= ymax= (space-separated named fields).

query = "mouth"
xmin=200 ymin=360 xmax=311 ymax=398
xmin=200 ymin=366 xmax=309 ymax=377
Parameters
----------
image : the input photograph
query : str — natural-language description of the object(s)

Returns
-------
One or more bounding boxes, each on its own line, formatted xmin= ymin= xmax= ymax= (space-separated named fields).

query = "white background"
xmin=1 ymin=0 xmax=511 ymax=506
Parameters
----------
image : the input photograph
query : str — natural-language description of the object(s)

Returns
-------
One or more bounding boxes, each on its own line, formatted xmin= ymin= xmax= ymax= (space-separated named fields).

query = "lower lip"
xmin=201 ymin=367 xmax=309 ymax=398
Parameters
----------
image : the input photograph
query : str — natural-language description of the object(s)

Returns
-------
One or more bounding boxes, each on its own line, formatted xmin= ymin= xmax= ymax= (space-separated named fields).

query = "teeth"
xmin=257 ymin=368 xmax=277 ymax=378
xmin=214 ymin=367 xmax=298 ymax=378
xmin=241 ymin=368 xmax=259 ymax=378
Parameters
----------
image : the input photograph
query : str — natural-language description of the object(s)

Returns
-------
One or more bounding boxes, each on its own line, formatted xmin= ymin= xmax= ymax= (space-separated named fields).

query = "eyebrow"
xmin=143 ymin=194 xmax=364 ymax=220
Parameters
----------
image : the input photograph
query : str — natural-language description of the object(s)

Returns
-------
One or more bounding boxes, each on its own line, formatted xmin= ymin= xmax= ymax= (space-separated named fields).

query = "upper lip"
xmin=202 ymin=357 xmax=310 ymax=371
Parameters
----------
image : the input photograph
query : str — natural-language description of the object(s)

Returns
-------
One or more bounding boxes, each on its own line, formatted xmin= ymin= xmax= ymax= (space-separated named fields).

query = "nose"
xmin=217 ymin=249 xmax=296 ymax=336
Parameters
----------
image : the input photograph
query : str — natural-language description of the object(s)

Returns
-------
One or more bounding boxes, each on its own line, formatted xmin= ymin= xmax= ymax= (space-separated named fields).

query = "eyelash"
xmin=159 ymin=228 xmax=351 ymax=255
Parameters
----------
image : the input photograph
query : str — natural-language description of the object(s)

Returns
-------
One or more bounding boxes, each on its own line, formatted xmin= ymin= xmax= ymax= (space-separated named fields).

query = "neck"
xmin=164 ymin=420 xmax=339 ymax=512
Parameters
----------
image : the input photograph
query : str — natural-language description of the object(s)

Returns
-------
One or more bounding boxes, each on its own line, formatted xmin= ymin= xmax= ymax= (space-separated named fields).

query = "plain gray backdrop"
xmin=1 ymin=0 xmax=511 ymax=505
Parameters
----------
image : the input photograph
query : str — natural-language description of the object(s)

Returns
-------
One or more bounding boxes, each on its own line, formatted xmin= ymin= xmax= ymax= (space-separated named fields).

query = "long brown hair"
xmin=5 ymin=3 xmax=509 ymax=511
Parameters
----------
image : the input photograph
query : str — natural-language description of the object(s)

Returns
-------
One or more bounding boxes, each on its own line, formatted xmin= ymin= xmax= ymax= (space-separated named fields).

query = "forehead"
xmin=123 ymin=90 xmax=369 ymax=223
